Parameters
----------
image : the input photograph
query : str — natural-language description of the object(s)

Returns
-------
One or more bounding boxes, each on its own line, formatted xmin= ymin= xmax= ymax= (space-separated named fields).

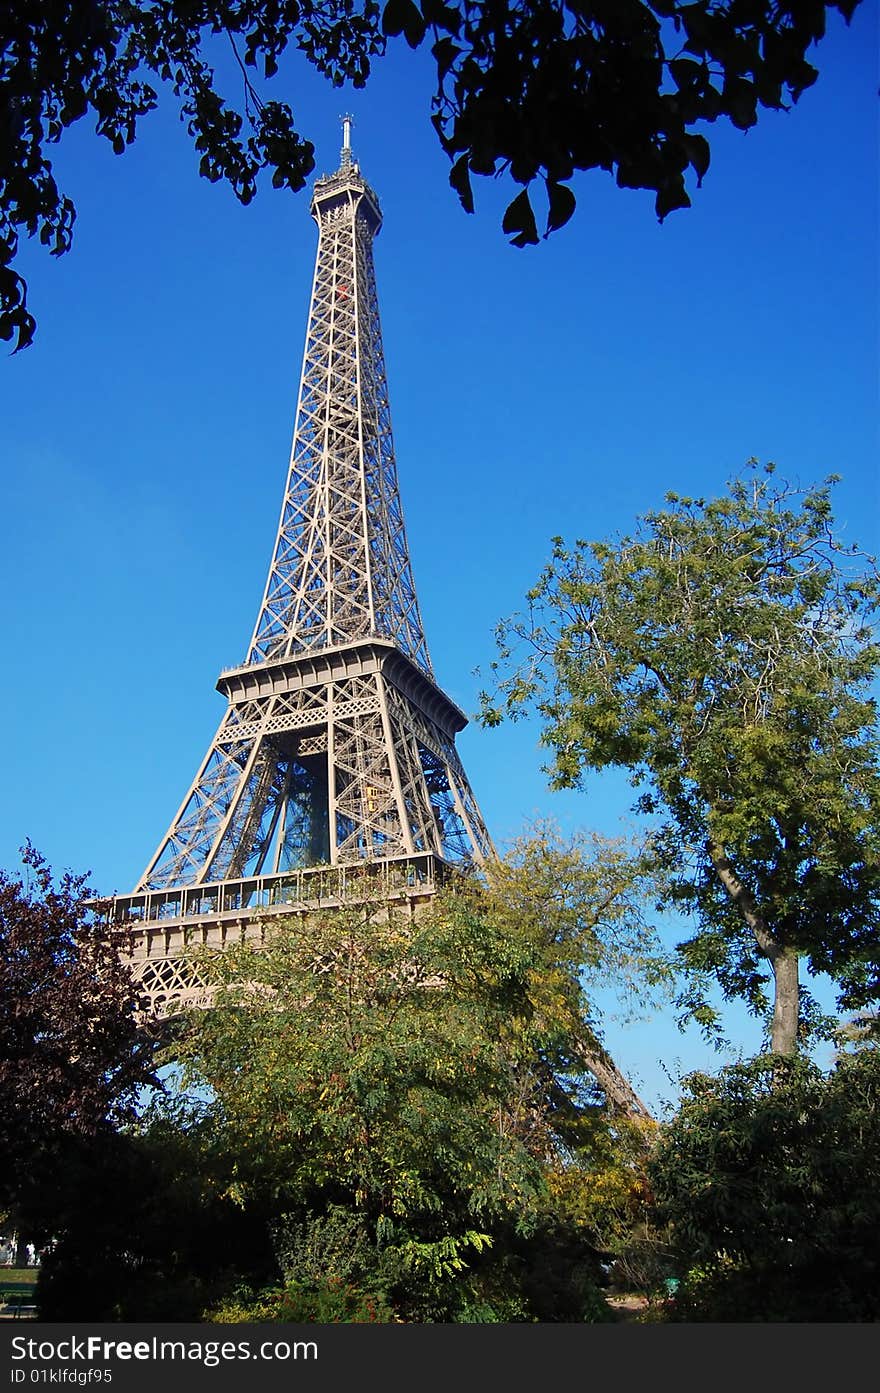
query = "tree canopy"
xmin=481 ymin=465 xmax=880 ymax=1055
xmin=167 ymin=830 xmax=663 ymax=1319
xmin=1 ymin=1 xmax=863 ymax=350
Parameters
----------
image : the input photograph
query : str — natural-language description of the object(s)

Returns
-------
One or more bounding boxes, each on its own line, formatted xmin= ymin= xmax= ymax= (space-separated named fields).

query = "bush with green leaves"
xmin=206 ymin=1276 xmax=397 ymax=1324
xmin=648 ymin=1050 xmax=880 ymax=1321
xmin=207 ymin=1210 xmax=612 ymax=1323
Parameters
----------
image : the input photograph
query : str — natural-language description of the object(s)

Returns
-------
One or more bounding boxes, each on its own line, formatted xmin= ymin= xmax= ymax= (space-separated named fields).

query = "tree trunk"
xmin=770 ymin=946 xmax=800 ymax=1056
xmin=707 ymin=839 xmax=800 ymax=1056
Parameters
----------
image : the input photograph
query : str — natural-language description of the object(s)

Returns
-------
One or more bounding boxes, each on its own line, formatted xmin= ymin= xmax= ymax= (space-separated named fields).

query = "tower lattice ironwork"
xmin=108 ymin=125 xmax=492 ymax=1015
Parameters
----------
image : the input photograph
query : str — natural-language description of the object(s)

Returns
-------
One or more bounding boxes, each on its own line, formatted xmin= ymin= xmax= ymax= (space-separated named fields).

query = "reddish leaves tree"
xmin=0 ymin=843 xmax=156 ymax=1216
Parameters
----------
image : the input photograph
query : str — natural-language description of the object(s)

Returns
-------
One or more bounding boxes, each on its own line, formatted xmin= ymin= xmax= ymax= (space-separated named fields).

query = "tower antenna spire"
xmin=340 ymin=113 xmax=353 ymax=169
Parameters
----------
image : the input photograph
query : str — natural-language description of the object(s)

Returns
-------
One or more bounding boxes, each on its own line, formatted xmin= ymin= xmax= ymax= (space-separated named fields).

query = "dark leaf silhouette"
xmin=0 ymin=1 xmax=865 ymax=349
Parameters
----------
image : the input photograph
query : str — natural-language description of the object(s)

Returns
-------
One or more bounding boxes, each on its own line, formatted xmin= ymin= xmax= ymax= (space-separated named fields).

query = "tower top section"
xmin=310 ymin=115 xmax=382 ymax=235
xmin=246 ymin=118 xmax=430 ymax=674
xmin=125 ymin=119 xmax=493 ymax=926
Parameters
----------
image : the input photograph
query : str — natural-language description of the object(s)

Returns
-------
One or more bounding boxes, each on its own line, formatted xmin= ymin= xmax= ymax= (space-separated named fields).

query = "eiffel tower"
xmin=108 ymin=121 xmax=492 ymax=1015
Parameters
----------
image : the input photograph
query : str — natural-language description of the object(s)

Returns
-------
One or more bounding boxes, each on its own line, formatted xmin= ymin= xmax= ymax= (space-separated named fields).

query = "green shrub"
xmin=649 ymin=1051 xmax=880 ymax=1322
xmin=206 ymin=1277 xmax=396 ymax=1324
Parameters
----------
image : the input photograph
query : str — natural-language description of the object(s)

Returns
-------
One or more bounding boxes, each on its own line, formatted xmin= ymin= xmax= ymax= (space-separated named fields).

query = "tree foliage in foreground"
xmin=1 ymin=2 xmax=862 ymax=349
xmin=171 ymin=831 xmax=663 ymax=1320
xmin=648 ymin=1049 xmax=880 ymax=1321
xmin=33 ymin=1113 xmax=276 ymax=1322
xmin=482 ymin=466 xmax=880 ymax=1055
xmin=0 ymin=844 xmax=156 ymax=1230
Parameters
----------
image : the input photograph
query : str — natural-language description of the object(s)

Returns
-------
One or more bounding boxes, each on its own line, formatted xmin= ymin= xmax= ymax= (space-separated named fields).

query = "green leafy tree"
xmin=482 ymin=466 xmax=880 ymax=1055
xmin=481 ymin=824 xmax=669 ymax=1118
xmin=172 ymin=830 xmax=665 ymax=1319
xmin=1 ymin=2 xmax=862 ymax=349
xmin=647 ymin=1050 xmax=880 ymax=1320
xmin=175 ymin=892 xmax=544 ymax=1317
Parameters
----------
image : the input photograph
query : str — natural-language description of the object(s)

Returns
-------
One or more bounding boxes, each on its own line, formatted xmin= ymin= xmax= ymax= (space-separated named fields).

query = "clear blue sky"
xmin=1 ymin=5 xmax=877 ymax=1113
